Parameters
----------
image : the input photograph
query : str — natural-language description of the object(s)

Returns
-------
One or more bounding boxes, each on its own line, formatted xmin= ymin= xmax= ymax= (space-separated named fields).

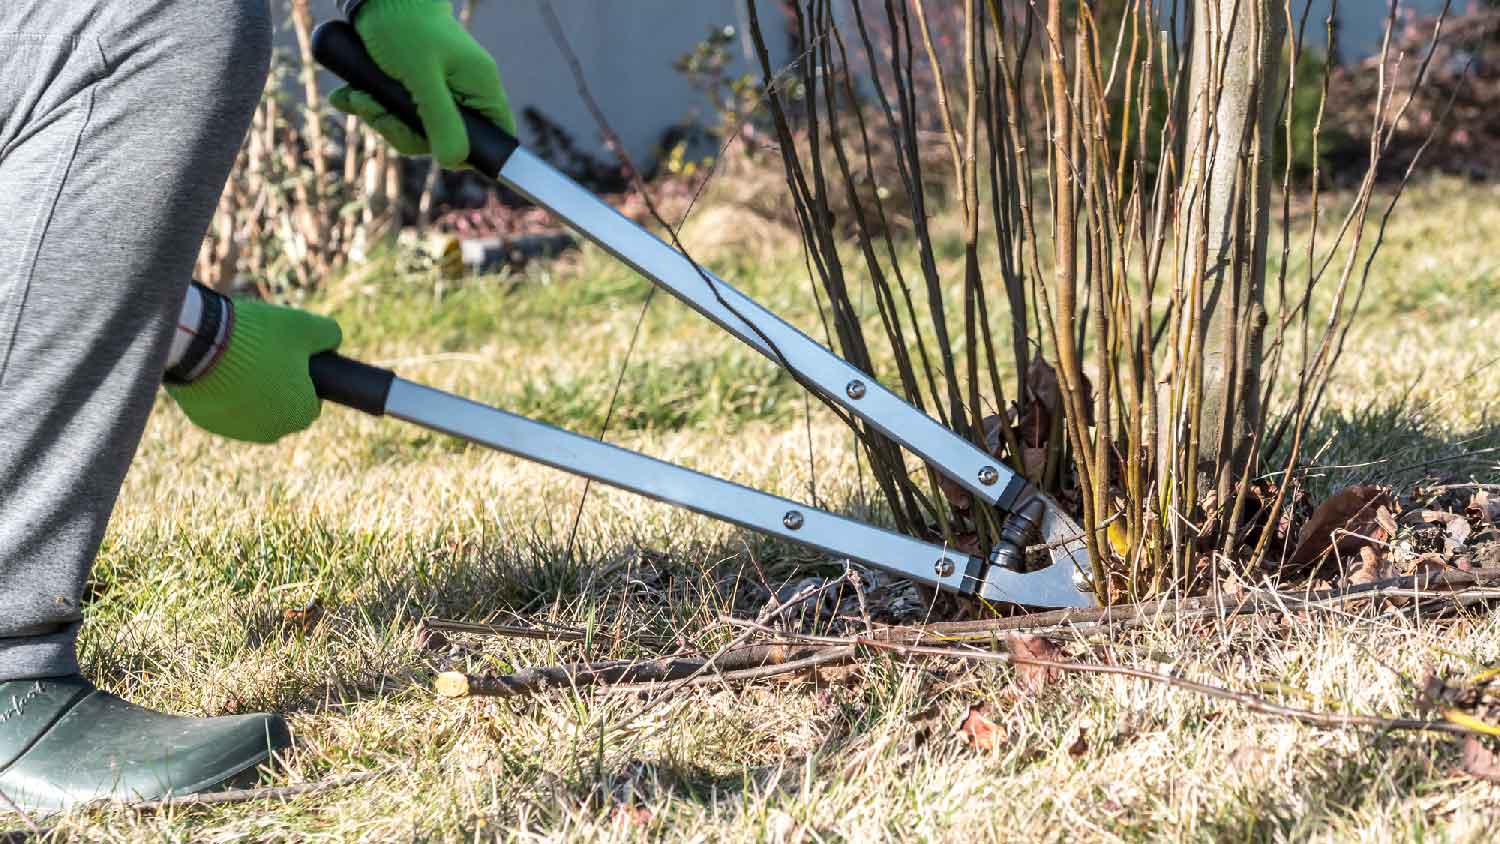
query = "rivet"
xmin=783 ymin=510 xmax=805 ymax=530
xmin=845 ymin=380 xmax=867 ymax=400
xmin=934 ymin=557 xmax=956 ymax=578
xmin=978 ymin=466 xmax=1000 ymax=486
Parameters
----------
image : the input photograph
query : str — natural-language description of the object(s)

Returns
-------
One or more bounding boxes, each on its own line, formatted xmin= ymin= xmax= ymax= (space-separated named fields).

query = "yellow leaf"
xmin=1107 ymin=518 xmax=1131 ymax=558
xmin=1444 ymin=708 xmax=1500 ymax=738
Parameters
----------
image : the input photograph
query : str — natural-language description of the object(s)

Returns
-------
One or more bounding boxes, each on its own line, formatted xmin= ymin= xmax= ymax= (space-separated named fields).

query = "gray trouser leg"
xmin=0 ymin=0 xmax=271 ymax=679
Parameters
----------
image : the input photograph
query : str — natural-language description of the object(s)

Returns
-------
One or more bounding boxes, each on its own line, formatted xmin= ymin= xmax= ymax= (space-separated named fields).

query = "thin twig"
xmin=0 ymin=788 xmax=40 ymax=835
xmin=434 ymin=643 xmax=845 ymax=698
xmin=106 ymin=770 xmax=388 ymax=812
xmin=1422 ymin=483 xmax=1500 ymax=494
xmin=872 ymin=566 xmax=1500 ymax=642
xmin=421 ymin=616 xmax=670 ymax=648
xmin=422 ymin=617 xmax=585 ymax=641
xmin=854 ymin=639 xmax=1477 ymax=736
xmin=592 ymin=646 xmax=859 ymax=696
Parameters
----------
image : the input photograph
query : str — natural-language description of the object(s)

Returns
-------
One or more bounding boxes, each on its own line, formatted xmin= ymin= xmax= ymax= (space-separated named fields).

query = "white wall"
xmin=277 ymin=1 xmax=786 ymax=166
xmin=274 ymin=1 xmax=1451 ymax=166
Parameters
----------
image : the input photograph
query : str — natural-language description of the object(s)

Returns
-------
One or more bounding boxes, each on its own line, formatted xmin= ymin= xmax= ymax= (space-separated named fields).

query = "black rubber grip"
xmin=310 ymin=352 xmax=395 ymax=417
xmin=311 ymin=20 xmax=519 ymax=179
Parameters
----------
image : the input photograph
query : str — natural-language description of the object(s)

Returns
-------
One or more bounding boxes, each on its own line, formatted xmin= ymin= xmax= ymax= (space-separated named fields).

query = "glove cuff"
xmin=164 ymin=283 xmax=232 ymax=385
xmin=169 ymin=300 xmax=273 ymax=402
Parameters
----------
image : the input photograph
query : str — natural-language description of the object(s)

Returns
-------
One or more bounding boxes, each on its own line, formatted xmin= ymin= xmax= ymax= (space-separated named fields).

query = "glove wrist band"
xmin=164 ymin=282 xmax=234 ymax=385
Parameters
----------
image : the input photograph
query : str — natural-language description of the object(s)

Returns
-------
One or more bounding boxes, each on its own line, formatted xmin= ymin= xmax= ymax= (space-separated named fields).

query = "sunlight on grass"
xmin=53 ymin=176 xmax=1500 ymax=841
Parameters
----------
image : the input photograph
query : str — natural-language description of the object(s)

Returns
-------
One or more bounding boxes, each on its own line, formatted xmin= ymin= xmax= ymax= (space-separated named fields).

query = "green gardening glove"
xmin=167 ymin=301 xmax=343 ymax=444
xmin=330 ymin=0 xmax=515 ymax=169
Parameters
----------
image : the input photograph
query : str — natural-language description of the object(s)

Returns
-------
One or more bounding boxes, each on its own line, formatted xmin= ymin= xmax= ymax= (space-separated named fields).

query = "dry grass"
xmin=19 ymin=176 xmax=1500 ymax=841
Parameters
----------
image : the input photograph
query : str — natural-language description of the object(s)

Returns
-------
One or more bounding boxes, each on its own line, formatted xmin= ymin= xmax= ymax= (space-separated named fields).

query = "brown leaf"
xmin=1375 ymin=506 xmax=1399 ymax=538
xmin=1006 ymin=635 xmax=1065 ymax=693
xmin=1447 ymin=516 xmax=1474 ymax=551
xmin=282 ymin=598 xmax=323 ymax=634
xmin=937 ymin=473 xmax=972 ymax=511
xmin=1417 ymin=509 xmax=1473 ymax=554
xmin=1412 ymin=553 xmax=1455 ymax=587
xmin=1026 ymin=355 xmax=1063 ymax=418
xmin=982 ymin=414 xmax=1008 ymax=457
xmin=1469 ymin=490 xmax=1500 ymax=525
xmin=952 ymin=532 xmax=984 ymax=556
xmin=1348 ymin=546 xmax=1396 ymax=586
xmin=1021 ymin=447 xmax=1048 ymax=479
xmin=413 ymin=623 xmax=449 ymax=652
xmin=1024 ymin=354 xmax=1094 ymax=428
xmin=1289 ymin=485 xmax=1396 ymax=568
xmin=1067 ymin=727 xmax=1089 ymax=758
xmin=1460 ymin=735 xmax=1500 ymax=783
xmin=611 ymin=804 xmax=655 ymax=827
xmin=957 ymin=703 xmax=1006 ymax=752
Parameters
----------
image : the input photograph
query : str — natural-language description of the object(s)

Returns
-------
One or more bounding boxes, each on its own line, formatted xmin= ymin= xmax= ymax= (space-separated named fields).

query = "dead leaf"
xmin=937 ymin=473 xmax=972 ymax=511
xmin=1026 ymin=355 xmax=1063 ymax=418
xmin=1448 ymin=516 xmax=1474 ymax=551
xmin=957 ymin=703 xmax=1006 ymax=752
xmin=1007 ymin=635 xmax=1065 ymax=693
xmin=611 ymin=804 xmax=654 ymax=827
xmin=952 ymin=532 xmax=984 ymax=556
xmin=982 ymin=414 xmax=1008 ymax=456
xmin=1024 ymin=354 xmax=1094 ymax=427
xmin=1460 ymin=735 xmax=1500 ymax=783
xmin=1348 ymin=545 xmax=1396 ymax=586
xmin=413 ymin=623 xmax=449 ymax=652
xmin=282 ymin=598 xmax=323 ymax=634
xmin=1412 ymin=553 xmax=1455 ymax=586
xmin=1067 ymin=727 xmax=1089 ymax=758
xmin=1375 ymin=506 xmax=1399 ymax=538
xmin=1289 ymin=485 xmax=1396 ymax=568
xmin=1416 ymin=509 xmax=1473 ymax=554
xmin=1021 ymin=447 xmax=1048 ymax=479
xmin=1469 ymin=490 xmax=1500 ymax=525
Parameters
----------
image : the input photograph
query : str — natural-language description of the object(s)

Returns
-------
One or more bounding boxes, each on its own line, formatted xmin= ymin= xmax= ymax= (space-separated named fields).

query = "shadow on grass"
xmin=1274 ymin=393 xmax=1500 ymax=499
xmin=174 ymin=521 xmax=859 ymax=715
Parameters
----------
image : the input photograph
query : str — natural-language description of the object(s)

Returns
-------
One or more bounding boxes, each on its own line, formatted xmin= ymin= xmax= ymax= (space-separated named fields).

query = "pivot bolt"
xmin=934 ymin=557 xmax=956 ymax=578
xmin=783 ymin=510 xmax=805 ymax=530
xmin=845 ymin=380 xmax=867 ymax=400
xmin=978 ymin=466 xmax=1000 ymax=486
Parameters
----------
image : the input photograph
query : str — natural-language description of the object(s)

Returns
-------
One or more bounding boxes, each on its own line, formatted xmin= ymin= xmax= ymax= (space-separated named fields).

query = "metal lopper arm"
xmin=306 ymin=22 xmax=1094 ymax=609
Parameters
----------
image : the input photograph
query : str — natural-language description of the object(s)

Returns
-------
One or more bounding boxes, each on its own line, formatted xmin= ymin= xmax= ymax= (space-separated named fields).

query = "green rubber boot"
xmin=0 ymin=676 xmax=290 ymax=812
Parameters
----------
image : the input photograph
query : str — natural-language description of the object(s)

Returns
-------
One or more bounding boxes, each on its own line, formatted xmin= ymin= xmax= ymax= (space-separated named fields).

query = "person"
xmin=0 ymin=0 xmax=512 ymax=811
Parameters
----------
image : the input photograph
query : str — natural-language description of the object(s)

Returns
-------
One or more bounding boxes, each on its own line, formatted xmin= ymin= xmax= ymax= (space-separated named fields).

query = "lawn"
xmin=30 ymin=175 xmax=1500 ymax=841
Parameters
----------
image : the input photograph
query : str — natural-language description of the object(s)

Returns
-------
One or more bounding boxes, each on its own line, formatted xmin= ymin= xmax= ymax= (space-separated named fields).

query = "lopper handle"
xmin=310 ymin=20 xmax=520 ymax=179
xmin=310 ymin=352 xmax=395 ymax=416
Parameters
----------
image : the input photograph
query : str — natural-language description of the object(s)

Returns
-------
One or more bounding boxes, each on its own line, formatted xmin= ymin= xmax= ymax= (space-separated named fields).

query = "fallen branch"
xmin=1422 ymin=483 xmax=1500 ymax=494
xmin=434 ymin=644 xmax=850 ymax=698
xmin=599 ymin=646 xmax=859 ymax=695
xmin=419 ymin=617 xmax=674 ymax=651
xmin=870 ymin=567 xmax=1500 ymax=642
xmin=854 ymin=639 xmax=1478 ymax=737
xmin=433 ymin=629 xmax=1487 ymax=738
xmin=421 ymin=617 xmax=585 ymax=641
